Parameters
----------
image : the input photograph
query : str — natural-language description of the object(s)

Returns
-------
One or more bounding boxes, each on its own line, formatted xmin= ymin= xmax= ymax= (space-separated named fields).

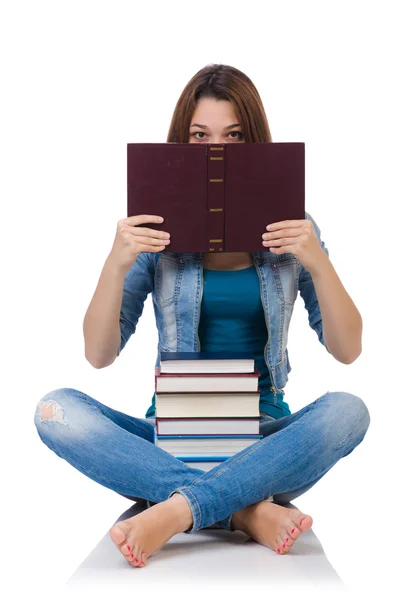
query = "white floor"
xmin=65 ymin=498 xmax=344 ymax=593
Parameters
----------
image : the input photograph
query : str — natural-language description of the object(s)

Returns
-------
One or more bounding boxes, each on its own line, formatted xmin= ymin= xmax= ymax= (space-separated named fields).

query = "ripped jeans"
xmin=33 ymin=388 xmax=370 ymax=533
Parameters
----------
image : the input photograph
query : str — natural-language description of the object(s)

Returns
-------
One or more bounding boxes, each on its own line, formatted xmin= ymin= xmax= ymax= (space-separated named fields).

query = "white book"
xmin=156 ymin=418 xmax=260 ymax=435
xmin=156 ymin=436 xmax=261 ymax=456
xmin=155 ymin=392 xmax=260 ymax=418
xmin=155 ymin=373 xmax=259 ymax=392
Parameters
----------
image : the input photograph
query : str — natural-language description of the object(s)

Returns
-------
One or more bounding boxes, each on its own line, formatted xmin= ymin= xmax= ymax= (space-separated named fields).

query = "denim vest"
xmin=118 ymin=211 xmax=330 ymax=407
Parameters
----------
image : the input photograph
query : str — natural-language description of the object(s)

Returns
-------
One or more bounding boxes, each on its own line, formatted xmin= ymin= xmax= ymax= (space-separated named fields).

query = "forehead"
xmin=190 ymin=98 xmax=238 ymax=124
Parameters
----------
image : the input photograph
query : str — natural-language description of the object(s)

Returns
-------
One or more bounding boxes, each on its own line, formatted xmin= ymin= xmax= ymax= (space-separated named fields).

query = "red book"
xmin=127 ymin=142 xmax=305 ymax=253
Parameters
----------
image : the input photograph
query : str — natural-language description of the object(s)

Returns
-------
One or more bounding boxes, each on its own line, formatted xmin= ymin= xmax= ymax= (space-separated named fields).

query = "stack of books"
xmin=153 ymin=351 xmax=263 ymax=471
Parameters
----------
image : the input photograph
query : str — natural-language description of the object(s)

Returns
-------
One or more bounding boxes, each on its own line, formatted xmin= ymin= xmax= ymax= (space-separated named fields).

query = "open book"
xmin=127 ymin=142 xmax=305 ymax=252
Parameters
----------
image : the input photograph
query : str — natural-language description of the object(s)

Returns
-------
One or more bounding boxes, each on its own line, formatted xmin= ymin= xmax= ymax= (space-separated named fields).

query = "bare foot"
xmin=231 ymin=498 xmax=313 ymax=555
xmin=109 ymin=493 xmax=193 ymax=567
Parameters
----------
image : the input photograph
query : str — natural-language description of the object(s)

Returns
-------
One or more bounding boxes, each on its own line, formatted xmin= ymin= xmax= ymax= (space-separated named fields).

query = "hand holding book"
xmin=108 ymin=214 xmax=171 ymax=271
xmin=262 ymin=218 xmax=326 ymax=272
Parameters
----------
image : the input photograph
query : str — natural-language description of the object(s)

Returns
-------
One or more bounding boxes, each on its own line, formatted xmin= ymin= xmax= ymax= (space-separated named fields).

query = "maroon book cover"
xmin=127 ymin=142 xmax=305 ymax=253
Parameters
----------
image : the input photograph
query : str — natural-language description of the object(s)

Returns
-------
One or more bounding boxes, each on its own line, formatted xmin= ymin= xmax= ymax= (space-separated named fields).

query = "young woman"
xmin=34 ymin=64 xmax=370 ymax=569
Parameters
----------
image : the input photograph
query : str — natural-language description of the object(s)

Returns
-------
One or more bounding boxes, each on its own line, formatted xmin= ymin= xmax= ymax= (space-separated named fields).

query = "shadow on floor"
xmin=65 ymin=498 xmax=344 ymax=590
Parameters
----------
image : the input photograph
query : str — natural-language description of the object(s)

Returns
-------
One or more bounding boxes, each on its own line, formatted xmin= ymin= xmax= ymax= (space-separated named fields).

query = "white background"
xmin=1 ymin=0 xmax=395 ymax=597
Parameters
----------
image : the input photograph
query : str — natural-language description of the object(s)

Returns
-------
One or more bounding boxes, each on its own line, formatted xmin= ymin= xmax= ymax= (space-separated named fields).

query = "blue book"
xmin=157 ymin=434 xmax=262 ymax=440
xmin=176 ymin=455 xmax=235 ymax=461
xmin=177 ymin=456 xmax=227 ymax=462
xmin=154 ymin=429 xmax=263 ymax=458
xmin=154 ymin=430 xmax=262 ymax=442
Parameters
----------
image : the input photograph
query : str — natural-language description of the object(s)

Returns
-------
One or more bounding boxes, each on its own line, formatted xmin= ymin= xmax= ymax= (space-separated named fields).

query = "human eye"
xmin=190 ymin=131 xmax=206 ymax=140
xmin=228 ymin=131 xmax=243 ymax=139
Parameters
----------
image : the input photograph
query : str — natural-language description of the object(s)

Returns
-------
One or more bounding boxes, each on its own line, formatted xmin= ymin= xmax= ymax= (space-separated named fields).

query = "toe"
xmin=127 ymin=543 xmax=138 ymax=564
xmin=299 ymin=514 xmax=313 ymax=532
xmin=288 ymin=524 xmax=300 ymax=539
xmin=126 ymin=547 xmax=136 ymax=562
xmin=289 ymin=509 xmax=313 ymax=534
xmin=120 ymin=542 xmax=133 ymax=557
xmin=109 ymin=524 xmax=127 ymax=547
xmin=121 ymin=541 xmax=132 ymax=555
xmin=136 ymin=552 xmax=147 ymax=567
xmin=132 ymin=549 xmax=142 ymax=566
xmin=281 ymin=532 xmax=294 ymax=550
xmin=275 ymin=536 xmax=286 ymax=554
xmin=279 ymin=540 xmax=289 ymax=552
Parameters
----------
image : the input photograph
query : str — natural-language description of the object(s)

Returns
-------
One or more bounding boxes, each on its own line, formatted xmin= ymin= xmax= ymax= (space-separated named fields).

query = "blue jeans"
xmin=33 ymin=388 xmax=370 ymax=533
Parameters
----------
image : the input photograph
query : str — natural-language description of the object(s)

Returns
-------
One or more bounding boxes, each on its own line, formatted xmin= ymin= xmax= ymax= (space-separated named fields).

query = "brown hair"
xmin=166 ymin=64 xmax=272 ymax=143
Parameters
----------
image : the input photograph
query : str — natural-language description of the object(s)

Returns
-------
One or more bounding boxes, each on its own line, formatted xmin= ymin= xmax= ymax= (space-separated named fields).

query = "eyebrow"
xmin=190 ymin=123 xmax=241 ymax=130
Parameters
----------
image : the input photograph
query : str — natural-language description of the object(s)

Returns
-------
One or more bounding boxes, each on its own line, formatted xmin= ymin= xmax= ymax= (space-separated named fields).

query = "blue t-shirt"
xmin=145 ymin=265 xmax=291 ymax=419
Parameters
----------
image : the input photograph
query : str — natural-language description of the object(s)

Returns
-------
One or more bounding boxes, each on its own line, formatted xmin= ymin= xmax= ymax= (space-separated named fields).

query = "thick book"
xmin=156 ymin=417 xmax=261 ymax=436
xmin=127 ymin=142 xmax=305 ymax=252
xmin=155 ymin=367 xmax=260 ymax=392
xmin=159 ymin=351 xmax=255 ymax=373
xmin=155 ymin=392 xmax=260 ymax=418
xmin=154 ymin=430 xmax=262 ymax=457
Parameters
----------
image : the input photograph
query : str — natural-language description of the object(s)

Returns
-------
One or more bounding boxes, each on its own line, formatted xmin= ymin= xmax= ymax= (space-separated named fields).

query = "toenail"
xmin=126 ymin=545 xmax=130 ymax=551
xmin=286 ymin=538 xmax=289 ymax=542
xmin=135 ymin=558 xmax=139 ymax=563
xmin=131 ymin=554 xmax=134 ymax=558
xmin=300 ymin=518 xmax=304 ymax=525
xmin=291 ymin=529 xmax=295 ymax=534
xmin=277 ymin=548 xmax=280 ymax=553
xmin=283 ymin=544 xmax=286 ymax=548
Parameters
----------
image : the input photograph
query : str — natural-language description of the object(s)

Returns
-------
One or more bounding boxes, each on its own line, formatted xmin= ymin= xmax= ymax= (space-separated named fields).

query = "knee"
xmin=327 ymin=391 xmax=371 ymax=441
xmin=343 ymin=392 xmax=370 ymax=435
xmin=33 ymin=388 xmax=78 ymax=429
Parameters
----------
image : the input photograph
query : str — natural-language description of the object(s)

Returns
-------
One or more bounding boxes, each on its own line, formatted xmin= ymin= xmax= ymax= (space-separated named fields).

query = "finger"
xmin=134 ymin=235 xmax=170 ymax=246
xmin=122 ymin=224 xmax=170 ymax=238
xmin=263 ymin=237 xmax=298 ymax=247
xmin=263 ymin=228 xmax=301 ymax=240
xmin=124 ymin=215 xmax=164 ymax=225
xmin=268 ymin=244 xmax=297 ymax=254
xmin=132 ymin=226 xmax=170 ymax=239
xmin=266 ymin=220 xmax=306 ymax=231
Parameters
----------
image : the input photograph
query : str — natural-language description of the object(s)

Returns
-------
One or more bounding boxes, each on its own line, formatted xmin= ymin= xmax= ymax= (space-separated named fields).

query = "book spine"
xmin=207 ymin=144 xmax=225 ymax=253
xmin=176 ymin=455 xmax=231 ymax=461
xmin=156 ymin=434 xmax=262 ymax=439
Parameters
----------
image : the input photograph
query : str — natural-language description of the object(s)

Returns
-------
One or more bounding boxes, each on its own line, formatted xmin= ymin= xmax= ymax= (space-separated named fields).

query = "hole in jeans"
xmin=39 ymin=399 xmax=66 ymax=424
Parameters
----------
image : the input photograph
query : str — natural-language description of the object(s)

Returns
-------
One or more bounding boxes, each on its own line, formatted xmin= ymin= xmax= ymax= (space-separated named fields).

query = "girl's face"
xmin=189 ymin=97 xmax=245 ymax=145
